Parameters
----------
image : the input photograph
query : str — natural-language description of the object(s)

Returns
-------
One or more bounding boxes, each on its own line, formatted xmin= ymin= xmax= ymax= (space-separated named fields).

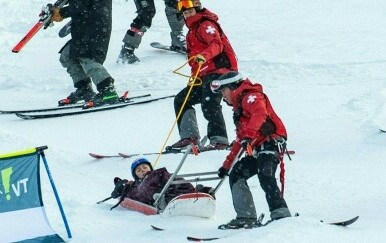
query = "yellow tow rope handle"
xmin=153 ymin=56 xmax=203 ymax=167
xmin=173 ymin=56 xmax=203 ymax=86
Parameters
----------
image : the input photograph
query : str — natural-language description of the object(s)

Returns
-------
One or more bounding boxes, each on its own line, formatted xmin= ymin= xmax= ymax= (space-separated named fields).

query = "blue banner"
xmin=0 ymin=149 xmax=64 ymax=242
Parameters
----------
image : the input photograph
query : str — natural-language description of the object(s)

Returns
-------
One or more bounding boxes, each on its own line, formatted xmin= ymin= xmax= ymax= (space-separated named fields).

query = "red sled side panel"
xmin=120 ymin=198 xmax=158 ymax=215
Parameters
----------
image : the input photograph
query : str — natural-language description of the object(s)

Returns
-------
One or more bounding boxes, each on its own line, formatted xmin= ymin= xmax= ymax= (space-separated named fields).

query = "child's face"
xmin=135 ymin=164 xmax=152 ymax=179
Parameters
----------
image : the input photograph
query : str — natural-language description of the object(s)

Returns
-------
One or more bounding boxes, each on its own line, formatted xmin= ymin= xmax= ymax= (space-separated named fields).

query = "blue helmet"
xmin=130 ymin=158 xmax=153 ymax=180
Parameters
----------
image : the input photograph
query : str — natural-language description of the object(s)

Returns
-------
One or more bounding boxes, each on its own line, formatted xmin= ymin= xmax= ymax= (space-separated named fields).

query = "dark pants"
xmin=173 ymin=73 xmax=227 ymax=140
xmin=229 ymin=141 xmax=288 ymax=214
xmin=131 ymin=0 xmax=180 ymax=29
xmin=132 ymin=0 xmax=156 ymax=29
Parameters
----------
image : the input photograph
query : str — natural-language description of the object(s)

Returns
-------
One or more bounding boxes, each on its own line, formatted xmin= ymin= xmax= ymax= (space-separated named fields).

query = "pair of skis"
xmin=12 ymin=0 xmax=69 ymax=53
xmin=89 ymin=137 xmax=209 ymax=159
xmin=1 ymin=93 xmax=175 ymax=119
xmin=89 ymin=149 xmax=185 ymax=160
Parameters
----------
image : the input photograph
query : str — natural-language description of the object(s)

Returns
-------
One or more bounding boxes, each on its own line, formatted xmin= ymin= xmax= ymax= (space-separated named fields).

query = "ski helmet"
xmin=130 ymin=158 xmax=153 ymax=180
xmin=210 ymin=71 xmax=243 ymax=93
xmin=177 ymin=0 xmax=202 ymax=12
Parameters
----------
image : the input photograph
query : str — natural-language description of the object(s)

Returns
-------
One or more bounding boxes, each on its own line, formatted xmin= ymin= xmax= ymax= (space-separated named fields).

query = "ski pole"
xmin=210 ymin=146 xmax=245 ymax=195
xmin=211 ymin=138 xmax=260 ymax=195
xmin=96 ymin=196 xmax=113 ymax=204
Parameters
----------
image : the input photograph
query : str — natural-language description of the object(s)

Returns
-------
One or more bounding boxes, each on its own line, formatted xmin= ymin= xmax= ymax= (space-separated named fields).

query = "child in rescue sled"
xmin=111 ymin=158 xmax=214 ymax=209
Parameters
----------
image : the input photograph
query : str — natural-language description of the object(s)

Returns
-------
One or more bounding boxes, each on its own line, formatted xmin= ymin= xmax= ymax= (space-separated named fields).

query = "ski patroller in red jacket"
xmin=185 ymin=8 xmax=238 ymax=77
xmin=222 ymin=79 xmax=287 ymax=169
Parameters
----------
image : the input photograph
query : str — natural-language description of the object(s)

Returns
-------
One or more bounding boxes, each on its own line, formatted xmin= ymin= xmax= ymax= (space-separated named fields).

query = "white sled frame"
xmin=120 ymin=144 xmax=220 ymax=217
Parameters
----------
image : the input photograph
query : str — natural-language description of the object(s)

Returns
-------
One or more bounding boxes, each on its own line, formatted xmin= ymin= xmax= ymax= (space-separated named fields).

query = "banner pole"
xmin=37 ymin=147 xmax=72 ymax=239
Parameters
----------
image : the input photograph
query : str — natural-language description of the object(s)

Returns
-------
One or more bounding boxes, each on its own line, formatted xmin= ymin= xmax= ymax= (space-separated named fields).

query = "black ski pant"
xmin=131 ymin=0 xmax=156 ymax=29
xmin=229 ymin=145 xmax=288 ymax=214
xmin=131 ymin=0 xmax=180 ymax=29
xmin=173 ymin=73 xmax=228 ymax=140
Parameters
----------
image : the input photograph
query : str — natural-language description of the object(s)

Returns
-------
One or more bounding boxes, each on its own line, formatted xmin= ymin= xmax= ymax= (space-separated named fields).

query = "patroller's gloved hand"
xmin=217 ymin=166 xmax=229 ymax=179
xmin=195 ymin=54 xmax=206 ymax=64
xmin=240 ymin=137 xmax=252 ymax=149
xmin=51 ymin=7 xmax=63 ymax=22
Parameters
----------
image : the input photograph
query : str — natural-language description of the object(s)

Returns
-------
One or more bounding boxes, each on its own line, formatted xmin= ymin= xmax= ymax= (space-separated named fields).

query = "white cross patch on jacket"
xmin=247 ymin=95 xmax=257 ymax=103
xmin=206 ymin=26 xmax=216 ymax=34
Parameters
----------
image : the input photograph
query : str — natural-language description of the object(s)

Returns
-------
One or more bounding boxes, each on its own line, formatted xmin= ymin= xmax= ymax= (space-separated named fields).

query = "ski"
xmin=89 ymin=148 xmax=185 ymax=160
xmin=119 ymin=148 xmax=186 ymax=158
xmin=88 ymin=153 xmax=121 ymax=159
xmin=0 ymin=94 xmax=150 ymax=114
xmin=380 ymin=129 xmax=386 ymax=133
xmin=12 ymin=0 xmax=69 ymax=53
xmin=321 ymin=215 xmax=359 ymax=226
xmin=15 ymin=94 xmax=175 ymax=119
xmin=0 ymin=103 xmax=83 ymax=114
xmin=187 ymin=236 xmax=219 ymax=241
xmin=89 ymin=148 xmax=188 ymax=160
xmin=150 ymin=42 xmax=186 ymax=55
xmin=187 ymin=215 xmax=359 ymax=241
xmin=150 ymin=225 xmax=165 ymax=231
xmin=90 ymin=136 xmax=208 ymax=159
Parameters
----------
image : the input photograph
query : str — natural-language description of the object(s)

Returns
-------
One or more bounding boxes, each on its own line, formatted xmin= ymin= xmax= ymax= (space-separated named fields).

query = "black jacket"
xmin=60 ymin=0 xmax=112 ymax=64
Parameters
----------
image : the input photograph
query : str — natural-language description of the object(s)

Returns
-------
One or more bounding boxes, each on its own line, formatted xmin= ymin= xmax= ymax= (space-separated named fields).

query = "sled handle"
xmin=210 ymin=146 xmax=246 ymax=195
xmin=171 ymin=177 xmax=220 ymax=184
xmin=177 ymin=171 xmax=218 ymax=177
xmin=153 ymin=145 xmax=193 ymax=208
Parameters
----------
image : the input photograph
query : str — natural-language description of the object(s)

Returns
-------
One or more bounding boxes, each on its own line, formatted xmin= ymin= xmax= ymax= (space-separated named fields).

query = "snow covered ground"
xmin=1 ymin=0 xmax=386 ymax=242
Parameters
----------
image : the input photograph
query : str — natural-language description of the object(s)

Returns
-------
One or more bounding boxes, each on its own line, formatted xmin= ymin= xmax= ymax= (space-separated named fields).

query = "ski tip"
xmin=118 ymin=153 xmax=134 ymax=158
xmin=15 ymin=113 xmax=33 ymax=120
xmin=322 ymin=215 xmax=359 ymax=226
xmin=89 ymin=153 xmax=105 ymax=159
xmin=150 ymin=225 xmax=165 ymax=231
xmin=380 ymin=129 xmax=386 ymax=133
xmin=187 ymin=236 xmax=220 ymax=241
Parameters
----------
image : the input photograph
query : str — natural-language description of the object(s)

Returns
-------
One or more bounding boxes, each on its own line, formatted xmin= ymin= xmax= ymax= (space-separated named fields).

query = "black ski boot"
xmin=117 ymin=44 xmax=139 ymax=64
xmin=58 ymin=78 xmax=95 ymax=106
xmin=83 ymin=77 xmax=118 ymax=108
xmin=218 ymin=218 xmax=260 ymax=230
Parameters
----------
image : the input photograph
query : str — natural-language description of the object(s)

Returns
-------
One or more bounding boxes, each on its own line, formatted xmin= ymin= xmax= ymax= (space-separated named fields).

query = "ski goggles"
xmin=177 ymin=0 xmax=195 ymax=12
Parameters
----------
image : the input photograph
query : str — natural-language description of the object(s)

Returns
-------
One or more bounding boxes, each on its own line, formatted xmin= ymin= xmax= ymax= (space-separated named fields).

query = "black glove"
xmin=218 ymin=166 xmax=229 ymax=179
xmin=111 ymin=177 xmax=129 ymax=199
xmin=240 ymin=137 xmax=252 ymax=149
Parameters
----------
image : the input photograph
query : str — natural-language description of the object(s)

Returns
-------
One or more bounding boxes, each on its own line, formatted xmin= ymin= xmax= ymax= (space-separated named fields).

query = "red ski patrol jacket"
xmin=185 ymin=8 xmax=238 ymax=77
xmin=222 ymin=79 xmax=287 ymax=169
